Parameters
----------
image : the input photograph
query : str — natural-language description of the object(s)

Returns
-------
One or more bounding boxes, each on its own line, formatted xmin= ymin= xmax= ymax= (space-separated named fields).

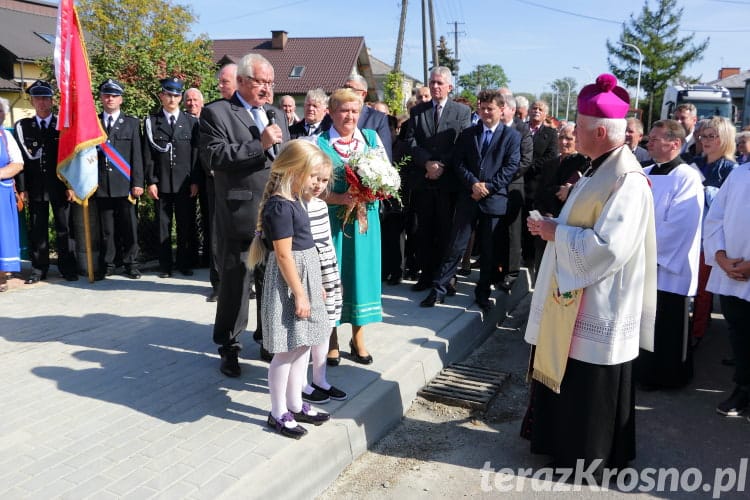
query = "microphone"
xmin=266 ymin=109 xmax=279 ymax=156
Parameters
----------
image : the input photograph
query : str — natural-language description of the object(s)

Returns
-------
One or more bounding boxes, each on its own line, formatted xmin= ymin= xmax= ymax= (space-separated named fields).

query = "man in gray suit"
xmin=200 ymin=53 xmax=289 ymax=376
xmin=403 ymin=66 xmax=472 ymax=290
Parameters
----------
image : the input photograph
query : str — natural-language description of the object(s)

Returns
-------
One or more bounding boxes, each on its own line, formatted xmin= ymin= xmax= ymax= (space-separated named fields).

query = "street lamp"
xmin=560 ymin=80 xmax=571 ymax=121
xmin=622 ymin=42 xmax=643 ymax=111
xmin=572 ymin=65 xmax=594 ymax=82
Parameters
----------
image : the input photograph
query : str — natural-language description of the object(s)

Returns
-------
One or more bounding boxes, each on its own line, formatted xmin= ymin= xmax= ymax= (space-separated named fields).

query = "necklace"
xmin=332 ymin=137 xmax=359 ymax=158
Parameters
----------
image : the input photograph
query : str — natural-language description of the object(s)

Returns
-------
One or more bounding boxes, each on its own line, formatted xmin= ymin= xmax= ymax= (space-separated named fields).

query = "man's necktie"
xmin=307 ymin=124 xmax=316 ymax=136
xmin=251 ymin=107 xmax=266 ymax=133
xmin=106 ymin=116 xmax=113 ymax=134
xmin=434 ymin=104 xmax=442 ymax=131
xmin=40 ymin=120 xmax=47 ymax=131
xmin=481 ymin=129 xmax=493 ymax=157
xmin=169 ymin=115 xmax=176 ymax=132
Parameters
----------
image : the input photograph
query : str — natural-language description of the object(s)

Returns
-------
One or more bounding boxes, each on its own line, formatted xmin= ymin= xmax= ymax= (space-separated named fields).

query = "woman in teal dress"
xmin=317 ymin=88 xmax=386 ymax=364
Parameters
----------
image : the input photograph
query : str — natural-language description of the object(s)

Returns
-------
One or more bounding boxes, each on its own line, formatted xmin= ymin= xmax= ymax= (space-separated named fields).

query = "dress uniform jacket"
xmin=143 ymin=111 xmax=200 ymax=192
xmin=96 ymin=113 xmax=144 ymax=197
xmin=13 ymin=115 xmax=64 ymax=200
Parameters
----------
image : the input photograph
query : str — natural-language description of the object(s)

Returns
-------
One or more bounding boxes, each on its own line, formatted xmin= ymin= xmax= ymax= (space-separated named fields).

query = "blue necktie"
xmin=481 ymin=129 xmax=493 ymax=156
xmin=251 ymin=107 xmax=266 ymax=133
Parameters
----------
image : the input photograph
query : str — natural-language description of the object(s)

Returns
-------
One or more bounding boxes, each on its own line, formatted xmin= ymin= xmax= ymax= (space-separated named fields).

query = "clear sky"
xmin=188 ymin=0 xmax=747 ymax=98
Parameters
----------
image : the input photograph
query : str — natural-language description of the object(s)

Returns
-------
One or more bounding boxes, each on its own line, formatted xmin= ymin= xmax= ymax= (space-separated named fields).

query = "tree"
xmin=548 ymin=77 xmax=578 ymax=120
xmin=76 ymin=0 xmax=217 ymax=118
xmin=606 ymin=0 xmax=709 ymax=127
xmin=457 ymin=64 xmax=509 ymax=93
xmin=383 ymin=71 xmax=406 ymax=116
xmin=437 ymin=36 xmax=457 ymax=74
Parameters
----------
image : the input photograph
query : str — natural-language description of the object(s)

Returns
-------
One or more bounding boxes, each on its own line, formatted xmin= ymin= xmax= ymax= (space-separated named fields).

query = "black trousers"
xmin=205 ymin=175 xmax=220 ymax=291
xmin=494 ymin=184 xmax=524 ymax=282
xmin=27 ymin=196 xmax=76 ymax=275
xmin=97 ymin=196 xmax=138 ymax=269
xmin=432 ymin=196 xmax=501 ymax=302
xmin=155 ymin=188 xmax=195 ymax=272
xmin=413 ymin=188 xmax=456 ymax=284
xmin=380 ymin=206 xmax=404 ymax=279
xmin=720 ymin=294 xmax=750 ymax=387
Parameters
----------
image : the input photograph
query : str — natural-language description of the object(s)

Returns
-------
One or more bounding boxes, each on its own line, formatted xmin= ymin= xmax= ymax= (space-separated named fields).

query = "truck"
xmin=660 ymin=84 xmax=734 ymax=121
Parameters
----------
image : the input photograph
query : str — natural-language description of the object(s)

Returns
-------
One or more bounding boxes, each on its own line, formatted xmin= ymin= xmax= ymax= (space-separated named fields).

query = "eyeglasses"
xmin=343 ymin=85 xmax=366 ymax=93
xmin=245 ymin=76 xmax=275 ymax=88
xmin=698 ymin=134 xmax=719 ymax=141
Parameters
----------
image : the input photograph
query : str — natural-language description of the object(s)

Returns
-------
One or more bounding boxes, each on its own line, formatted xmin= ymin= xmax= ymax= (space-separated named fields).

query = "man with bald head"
xmin=217 ymin=63 xmax=237 ymax=100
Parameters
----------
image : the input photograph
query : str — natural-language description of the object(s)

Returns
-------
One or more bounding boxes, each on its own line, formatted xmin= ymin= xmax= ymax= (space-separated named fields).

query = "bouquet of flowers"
xmin=341 ymin=147 xmax=402 ymax=234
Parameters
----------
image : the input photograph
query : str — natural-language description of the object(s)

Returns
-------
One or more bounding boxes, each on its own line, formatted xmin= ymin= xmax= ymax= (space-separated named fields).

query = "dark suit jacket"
xmin=143 ymin=111 xmax=199 ymax=193
xmin=534 ymin=153 xmax=589 ymax=216
xmin=97 ymin=113 xmax=144 ymax=198
xmin=525 ymin=124 xmax=558 ymax=201
xmin=13 ymin=116 xmax=63 ymax=201
xmin=321 ymin=106 xmax=392 ymax=161
xmin=510 ymin=117 xmax=533 ymax=185
xmin=289 ymin=120 xmax=322 ymax=139
xmin=453 ymin=123 xmax=521 ymax=216
xmin=199 ymin=94 xmax=290 ymax=240
xmin=404 ymin=98 xmax=472 ymax=191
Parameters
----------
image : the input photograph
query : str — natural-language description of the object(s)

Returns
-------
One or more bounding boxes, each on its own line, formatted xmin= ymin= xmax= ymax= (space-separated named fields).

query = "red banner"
xmin=54 ymin=0 xmax=106 ymax=202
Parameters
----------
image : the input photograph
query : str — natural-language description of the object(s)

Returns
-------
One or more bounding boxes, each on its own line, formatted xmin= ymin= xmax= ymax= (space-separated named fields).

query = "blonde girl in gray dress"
xmin=248 ymin=140 xmax=333 ymax=439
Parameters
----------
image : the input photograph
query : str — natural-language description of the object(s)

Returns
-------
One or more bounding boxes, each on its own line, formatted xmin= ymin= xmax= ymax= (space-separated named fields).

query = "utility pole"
xmin=447 ymin=21 xmax=464 ymax=84
xmin=428 ymin=0 xmax=438 ymax=70
xmin=394 ymin=0 xmax=408 ymax=72
xmin=421 ymin=0 xmax=428 ymax=83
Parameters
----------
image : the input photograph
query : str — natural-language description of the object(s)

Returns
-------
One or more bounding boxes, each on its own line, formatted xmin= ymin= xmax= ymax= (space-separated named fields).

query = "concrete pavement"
xmin=0 ymin=265 xmax=529 ymax=499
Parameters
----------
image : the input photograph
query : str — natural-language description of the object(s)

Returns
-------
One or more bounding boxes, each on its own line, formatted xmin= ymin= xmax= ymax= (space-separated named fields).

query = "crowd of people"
xmin=1 ymin=56 xmax=748 ymax=458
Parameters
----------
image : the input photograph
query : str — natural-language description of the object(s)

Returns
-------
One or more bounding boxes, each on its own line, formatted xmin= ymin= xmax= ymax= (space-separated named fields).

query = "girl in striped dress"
xmin=301 ymin=160 xmax=347 ymax=403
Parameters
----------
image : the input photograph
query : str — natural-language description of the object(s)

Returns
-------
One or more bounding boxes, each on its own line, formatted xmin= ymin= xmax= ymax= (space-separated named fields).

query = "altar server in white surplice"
xmin=635 ymin=119 xmax=703 ymax=390
xmin=520 ymin=74 xmax=657 ymax=476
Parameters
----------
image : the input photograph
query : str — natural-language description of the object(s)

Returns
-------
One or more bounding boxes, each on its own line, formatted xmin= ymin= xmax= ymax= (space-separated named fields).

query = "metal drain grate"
xmin=418 ymin=363 xmax=509 ymax=410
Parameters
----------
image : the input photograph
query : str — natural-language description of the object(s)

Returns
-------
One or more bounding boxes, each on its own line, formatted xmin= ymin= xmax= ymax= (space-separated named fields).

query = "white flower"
xmin=348 ymin=147 xmax=401 ymax=199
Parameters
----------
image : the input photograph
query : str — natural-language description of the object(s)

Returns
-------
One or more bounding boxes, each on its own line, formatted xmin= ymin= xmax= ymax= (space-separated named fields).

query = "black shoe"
xmin=179 ymin=268 xmax=194 ymax=276
xmin=312 ymin=383 xmax=348 ymax=401
xmin=267 ymin=412 xmax=307 ymax=439
xmin=123 ymin=268 xmax=141 ymax=279
xmin=326 ymin=355 xmax=340 ymax=367
xmin=260 ymin=346 xmax=274 ymax=362
xmin=716 ymin=386 xmax=749 ymax=417
xmin=158 ymin=271 xmax=172 ymax=278
xmin=302 ymin=387 xmax=331 ymax=404
xmin=219 ymin=349 xmax=241 ymax=377
xmin=291 ymin=403 xmax=330 ymax=425
xmin=25 ymin=270 xmax=45 ymax=284
xmin=206 ymin=291 xmax=219 ymax=302
xmin=446 ymin=283 xmax=457 ymax=297
xmin=349 ymin=339 xmax=373 ymax=365
xmin=475 ymin=297 xmax=493 ymax=312
xmin=456 ymin=268 xmax=472 ymax=277
xmin=105 ymin=265 xmax=116 ymax=276
xmin=64 ymin=273 xmax=79 ymax=282
xmin=387 ymin=274 xmax=402 ymax=286
xmin=410 ymin=280 xmax=431 ymax=292
xmin=420 ymin=290 xmax=444 ymax=307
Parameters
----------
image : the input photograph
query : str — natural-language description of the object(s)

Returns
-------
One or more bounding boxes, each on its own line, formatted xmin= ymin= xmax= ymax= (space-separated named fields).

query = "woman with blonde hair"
xmin=248 ymin=139 xmax=332 ymax=439
xmin=691 ymin=116 xmax=738 ymax=345
xmin=317 ymin=88 xmax=387 ymax=365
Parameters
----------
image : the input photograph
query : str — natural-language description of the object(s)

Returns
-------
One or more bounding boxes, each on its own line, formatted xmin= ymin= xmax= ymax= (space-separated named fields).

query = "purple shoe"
xmin=267 ymin=412 xmax=308 ymax=439
xmin=291 ymin=402 xmax=330 ymax=426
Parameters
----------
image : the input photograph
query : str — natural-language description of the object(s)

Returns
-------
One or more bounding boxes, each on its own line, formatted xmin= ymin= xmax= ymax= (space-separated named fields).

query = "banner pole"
xmin=83 ymin=198 xmax=94 ymax=283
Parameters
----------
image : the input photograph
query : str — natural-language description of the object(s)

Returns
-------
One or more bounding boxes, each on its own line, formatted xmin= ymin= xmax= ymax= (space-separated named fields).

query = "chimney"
xmin=718 ymin=67 xmax=740 ymax=80
xmin=271 ymin=31 xmax=288 ymax=50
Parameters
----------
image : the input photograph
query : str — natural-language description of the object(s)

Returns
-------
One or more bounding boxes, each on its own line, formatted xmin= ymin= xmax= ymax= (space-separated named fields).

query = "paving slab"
xmin=0 ymin=266 xmax=530 ymax=499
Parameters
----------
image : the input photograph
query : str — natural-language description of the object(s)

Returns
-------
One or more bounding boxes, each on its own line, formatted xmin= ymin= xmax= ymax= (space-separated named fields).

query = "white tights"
xmin=303 ymin=341 xmax=331 ymax=393
xmin=268 ymin=345 xmax=310 ymax=419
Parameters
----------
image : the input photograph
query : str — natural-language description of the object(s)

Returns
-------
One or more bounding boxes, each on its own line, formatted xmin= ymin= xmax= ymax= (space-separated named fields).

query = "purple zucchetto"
xmin=576 ymin=74 xmax=630 ymax=119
